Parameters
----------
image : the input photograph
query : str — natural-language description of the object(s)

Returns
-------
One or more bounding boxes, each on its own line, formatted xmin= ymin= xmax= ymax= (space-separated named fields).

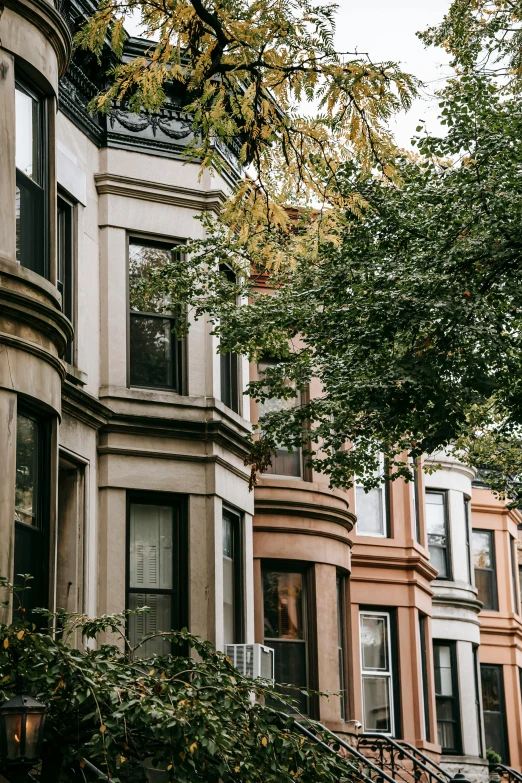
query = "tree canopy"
xmin=77 ymin=0 xmax=522 ymax=504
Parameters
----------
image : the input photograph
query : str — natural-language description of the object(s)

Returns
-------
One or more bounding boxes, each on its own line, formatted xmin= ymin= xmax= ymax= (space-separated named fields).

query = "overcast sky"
xmin=334 ymin=0 xmax=453 ymax=147
xmin=125 ymin=0 xmax=454 ymax=149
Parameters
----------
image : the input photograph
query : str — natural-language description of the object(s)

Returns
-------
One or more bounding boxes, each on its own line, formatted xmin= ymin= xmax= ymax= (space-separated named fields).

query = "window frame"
xmin=127 ymin=235 xmax=185 ymax=393
xmin=510 ymin=535 xmax=519 ymax=615
xmin=473 ymin=644 xmax=483 ymax=759
xmin=15 ymin=77 xmax=49 ymax=279
xmin=464 ymin=496 xmax=473 ymax=586
xmin=219 ymin=262 xmax=241 ymax=414
xmin=433 ymin=640 xmax=462 ymax=755
xmin=337 ymin=573 xmax=348 ymax=721
xmin=125 ymin=491 xmax=188 ymax=655
xmin=359 ymin=609 xmax=396 ymax=736
xmin=425 ymin=489 xmax=452 ymax=580
xmin=257 ymin=359 xmax=303 ymax=479
xmin=412 ymin=457 xmax=422 ymax=544
xmin=57 ymin=192 xmax=75 ymax=365
xmin=222 ymin=505 xmax=245 ymax=645
xmin=472 ymin=529 xmax=498 ymax=611
xmin=261 ymin=561 xmax=312 ymax=715
xmin=481 ymin=663 xmax=509 ymax=764
xmin=355 ymin=455 xmax=390 ymax=539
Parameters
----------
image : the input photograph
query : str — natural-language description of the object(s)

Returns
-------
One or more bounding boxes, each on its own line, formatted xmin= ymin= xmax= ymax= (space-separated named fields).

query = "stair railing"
xmin=490 ymin=763 xmax=522 ymax=783
xmin=357 ymin=733 xmax=450 ymax=783
xmin=395 ymin=740 xmax=451 ymax=782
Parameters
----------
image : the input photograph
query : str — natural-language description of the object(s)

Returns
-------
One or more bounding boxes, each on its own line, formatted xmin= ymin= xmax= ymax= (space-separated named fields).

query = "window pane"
xmin=129 ymin=243 xmax=176 ymax=313
xmin=434 ymin=645 xmax=453 ymax=696
xmin=269 ymin=640 xmax=308 ymax=713
xmin=258 ymin=361 xmax=301 ymax=477
xmin=15 ymin=414 xmax=38 ymax=526
xmin=129 ymin=504 xmax=173 ymax=590
xmin=221 ymin=351 xmax=239 ymax=413
xmin=356 ymin=486 xmax=385 ymax=536
xmin=360 ymin=614 xmax=388 ymax=671
xmin=481 ymin=666 xmax=508 ymax=762
xmin=15 ymin=87 xmax=39 ymax=183
xmin=436 ymin=699 xmax=456 ymax=749
xmin=430 ymin=546 xmax=448 ymax=578
xmin=15 ymin=173 xmax=44 ymax=271
xmin=263 ymin=571 xmax=304 ymax=640
xmin=481 ymin=665 xmax=501 ymax=712
xmin=129 ymin=315 xmax=174 ymax=387
xmin=362 ymin=675 xmax=391 ymax=732
xmin=475 ymin=569 xmax=494 ymax=609
xmin=472 ymin=531 xmax=492 ymax=568
xmin=128 ymin=592 xmax=172 ymax=657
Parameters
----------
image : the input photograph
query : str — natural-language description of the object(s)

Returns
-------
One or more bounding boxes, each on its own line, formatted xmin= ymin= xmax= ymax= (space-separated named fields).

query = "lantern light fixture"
xmin=0 ymin=694 xmax=47 ymax=770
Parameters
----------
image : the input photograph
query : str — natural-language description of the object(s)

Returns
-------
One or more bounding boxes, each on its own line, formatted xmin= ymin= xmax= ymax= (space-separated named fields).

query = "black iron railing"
xmin=490 ymin=764 xmax=522 ymax=783
xmin=357 ymin=734 xmax=450 ymax=783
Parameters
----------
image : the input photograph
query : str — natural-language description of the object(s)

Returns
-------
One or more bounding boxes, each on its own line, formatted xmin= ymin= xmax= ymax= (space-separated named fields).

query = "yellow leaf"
xmin=80 ymin=760 xmax=86 ymax=769
xmin=149 ymin=668 xmax=155 ymax=676
xmin=234 ymin=766 xmax=240 ymax=773
xmin=99 ymin=725 xmax=107 ymax=733
xmin=17 ymin=630 xmax=24 ymax=640
xmin=120 ymin=756 xmax=126 ymax=764
xmin=1 ymin=675 xmax=9 ymax=683
xmin=3 ymin=638 xmax=8 ymax=649
xmin=261 ymin=736 xmax=268 ymax=747
xmin=167 ymin=765 xmax=173 ymax=771
xmin=160 ymin=671 xmax=166 ymax=680
xmin=179 ymin=752 xmax=185 ymax=761
xmin=189 ymin=742 xmax=197 ymax=755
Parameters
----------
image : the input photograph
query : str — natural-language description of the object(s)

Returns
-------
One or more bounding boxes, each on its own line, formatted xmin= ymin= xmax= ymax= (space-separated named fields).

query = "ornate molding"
xmin=4 ymin=0 xmax=72 ymax=76
xmin=61 ymin=379 xmax=112 ymax=429
xmin=0 ymin=286 xmax=73 ymax=356
xmin=253 ymin=524 xmax=352 ymax=548
xmin=94 ymin=173 xmax=227 ymax=214
xmin=351 ymin=551 xmax=438 ymax=582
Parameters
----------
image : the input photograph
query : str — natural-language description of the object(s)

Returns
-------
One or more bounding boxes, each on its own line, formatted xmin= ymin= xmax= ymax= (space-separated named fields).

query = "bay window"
xmin=359 ymin=611 xmax=395 ymax=734
xmin=15 ymin=82 xmax=48 ymax=277
xmin=263 ymin=567 xmax=308 ymax=713
xmin=128 ymin=239 xmax=183 ymax=391
xmin=426 ymin=490 xmax=450 ymax=578
xmin=127 ymin=496 xmax=186 ymax=657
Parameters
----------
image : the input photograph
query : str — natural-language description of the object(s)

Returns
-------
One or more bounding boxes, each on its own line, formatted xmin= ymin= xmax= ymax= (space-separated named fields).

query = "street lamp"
xmin=0 ymin=694 xmax=47 ymax=778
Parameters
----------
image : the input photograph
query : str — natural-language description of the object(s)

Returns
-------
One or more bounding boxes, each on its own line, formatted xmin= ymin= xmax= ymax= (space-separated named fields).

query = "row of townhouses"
xmin=1 ymin=1 xmax=522 ymax=781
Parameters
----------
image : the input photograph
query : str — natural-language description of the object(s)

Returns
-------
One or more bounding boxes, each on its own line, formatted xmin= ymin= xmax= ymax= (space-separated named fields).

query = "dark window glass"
xmin=14 ymin=411 xmax=50 ymax=621
xmin=127 ymin=498 xmax=185 ymax=657
xmin=128 ymin=241 xmax=183 ymax=390
xmin=481 ymin=665 xmax=509 ymax=763
xmin=263 ymin=569 xmax=308 ymax=713
xmin=258 ymin=360 xmax=301 ymax=477
xmin=433 ymin=642 xmax=461 ymax=754
xmin=15 ymin=83 xmax=47 ymax=277
xmin=223 ymin=509 xmax=243 ymax=644
xmin=413 ymin=458 xmax=421 ymax=543
xmin=337 ymin=575 xmax=347 ymax=720
xmin=360 ymin=612 xmax=394 ymax=734
xmin=519 ymin=566 xmax=522 ymax=616
xmin=426 ymin=491 xmax=450 ymax=578
xmin=221 ymin=351 xmax=240 ymax=413
xmin=472 ymin=530 xmax=498 ymax=610
xmin=419 ymin=614 xmax=431 ymax=742
xmin=57 ymin=195 xmax=74 ymax=364
xmin=511 ymin=536 xmax=518 ymax=614
xmin=473 ymin=645 xmax=483 ymax=758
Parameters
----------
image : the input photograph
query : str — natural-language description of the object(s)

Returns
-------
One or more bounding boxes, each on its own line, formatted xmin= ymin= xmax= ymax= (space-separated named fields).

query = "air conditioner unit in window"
xmin=225 ymin=643 xmax=275 ymax=680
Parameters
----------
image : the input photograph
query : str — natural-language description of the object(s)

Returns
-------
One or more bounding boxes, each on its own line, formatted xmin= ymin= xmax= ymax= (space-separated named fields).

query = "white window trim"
xmin=359 ymin=610 xmax=395 ymax=736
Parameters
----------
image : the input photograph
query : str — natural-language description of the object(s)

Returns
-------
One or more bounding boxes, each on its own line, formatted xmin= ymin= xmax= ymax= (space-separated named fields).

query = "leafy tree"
xmin=75 ymin=0 xmax=417 ymax=266
xmin=0 ymin=581 xmax=353 ymax=783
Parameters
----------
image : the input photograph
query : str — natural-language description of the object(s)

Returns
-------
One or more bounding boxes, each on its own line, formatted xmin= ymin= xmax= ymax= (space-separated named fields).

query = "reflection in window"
xmin=481 ymin=665 xmax=508 ymax=763
xmin=57 ymin=195 xmax=74 ymax=364
xmin=223 ymin=510 xmax=243 ymax=643
xmin=128 ymin=502 xmax=177 ymax=657
xmin=221 ymin=351 xmax=240 ymax=413
xmin=128 ymin=241 xmax=182 ymax=390
xmin=15 ymin=84 xmax=47 ymax=276
xmin=258 ymin=360 xmax=301 ymax=477
xmin=433 ymin=642 xmax=461 ymax=753
xmin=263 ymin=569 xmax=307 ymax=713
xmin=360 ymin=612 xmax=394 ymax=734
xmin=472 ymin=530 xmax=498 ymax=610
xmin=15 ymin=414 xmax=38 ymax=526
xmin=426 ymin=491 xmax=449 ymax=578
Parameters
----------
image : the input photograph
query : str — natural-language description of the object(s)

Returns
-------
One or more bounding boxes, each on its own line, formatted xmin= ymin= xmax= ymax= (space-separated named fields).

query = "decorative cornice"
xmin=94 ymin=173 xmax=227 ymax=214
xmin=4 ymin=0 xmax=72 ymax=77
xmin=351 ymin=551 xmax=438 ymax=582
xmin=253 ymin=525 xmax=352 ymax=548
xmin=61 ymin=380 xmax=111 ymax=429
xmin=0 ymin=285 xmax=73 ymax=355
xmin=432 ymin=593 xmax=483 ymax=615
xmin=97 ymin=445 xmax=251 ymax=483
xmin=0 ymin=332 xmax=66 ymax=379
xmin=101 ymin=413 xmax=250 ymax=460
xmin=254 ymin=497 xmax=355 ymax=532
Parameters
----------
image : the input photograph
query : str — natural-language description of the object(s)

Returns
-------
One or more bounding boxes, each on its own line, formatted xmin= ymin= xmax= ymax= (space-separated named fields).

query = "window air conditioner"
xmin=225 ymin=643 xmax=275 ymax=680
